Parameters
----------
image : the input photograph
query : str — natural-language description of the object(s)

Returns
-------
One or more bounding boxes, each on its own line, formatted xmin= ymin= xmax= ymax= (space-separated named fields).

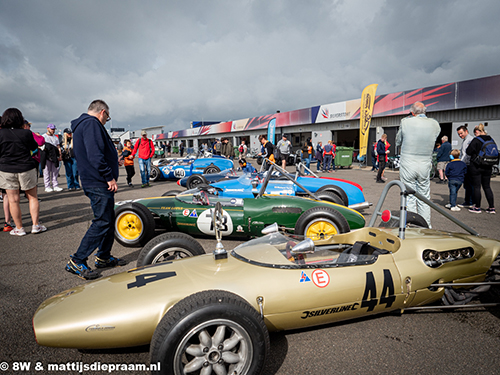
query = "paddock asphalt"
xmin=1 ymin=159 xmax=500 ymax=374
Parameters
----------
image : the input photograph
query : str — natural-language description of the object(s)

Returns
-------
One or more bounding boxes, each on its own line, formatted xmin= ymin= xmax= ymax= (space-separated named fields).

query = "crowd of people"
xmin=0 ymin=100 xmax=497 ymax=279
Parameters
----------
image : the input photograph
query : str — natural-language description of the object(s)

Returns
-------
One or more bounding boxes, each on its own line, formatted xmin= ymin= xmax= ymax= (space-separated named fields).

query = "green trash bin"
xmin=335 ymin=146 xmax=354 ymax=168
xmin=172 ymin=146 xmax=179 ymax=154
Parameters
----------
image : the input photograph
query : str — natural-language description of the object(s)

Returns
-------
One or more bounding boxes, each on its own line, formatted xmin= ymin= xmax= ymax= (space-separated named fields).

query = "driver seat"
xmin=337 ymin=241 xmax=370 ymax=264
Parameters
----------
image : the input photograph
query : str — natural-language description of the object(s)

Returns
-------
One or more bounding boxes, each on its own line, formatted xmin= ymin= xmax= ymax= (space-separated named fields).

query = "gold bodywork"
xmin=33 ymin=227 xmax=500 ymax=349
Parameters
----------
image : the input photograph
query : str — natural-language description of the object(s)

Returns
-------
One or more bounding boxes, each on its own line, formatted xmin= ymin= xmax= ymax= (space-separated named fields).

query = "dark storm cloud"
xmin=0 ymin=0 xmax=499 ymax=134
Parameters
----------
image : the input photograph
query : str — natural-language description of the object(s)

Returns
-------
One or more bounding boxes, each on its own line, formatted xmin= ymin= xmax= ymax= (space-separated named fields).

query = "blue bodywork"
xmin=154 ymin=157 xmax=234 ymax=180
xmin=208 ymin=173 xmax=368 ymax=209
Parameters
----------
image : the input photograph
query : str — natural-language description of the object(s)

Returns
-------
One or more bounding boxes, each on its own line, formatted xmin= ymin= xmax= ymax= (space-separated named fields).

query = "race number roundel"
xmin=197 ymin=208 xmax=233 ymax=236
xmin=311 ymin=269 xmax=330 ymax=288
xmin=174 ymin=168 xmax=186 ymax=178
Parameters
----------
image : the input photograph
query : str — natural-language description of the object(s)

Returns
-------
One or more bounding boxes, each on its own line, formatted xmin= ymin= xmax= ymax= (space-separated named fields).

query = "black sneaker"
xmin=65 ymin=259 xmax=100 ymax=280
xmin=95 ymin=256 xmax=127 ymax=268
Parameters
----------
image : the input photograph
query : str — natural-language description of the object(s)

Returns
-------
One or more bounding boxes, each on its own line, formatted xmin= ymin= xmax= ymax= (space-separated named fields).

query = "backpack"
xmin=474 ymin=137 xmax=499 ymax=166
xmin=239 ymin=145 xmax=244 ymax=153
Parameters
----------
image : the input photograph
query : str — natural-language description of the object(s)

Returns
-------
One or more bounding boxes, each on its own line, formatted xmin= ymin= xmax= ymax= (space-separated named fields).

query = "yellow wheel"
xmin=116 ymin=212 xmax=144 ymax=241
xmin=114 ymin=202 xmax=155 ymax=247
xmin=295 ymin=206 xmax=350 ymax=239
xmin=305 ymin=219 xmax=339 ymax=240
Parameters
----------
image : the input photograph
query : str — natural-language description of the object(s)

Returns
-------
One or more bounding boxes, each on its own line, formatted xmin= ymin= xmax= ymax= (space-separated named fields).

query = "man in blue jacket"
xmin=65 ymin=100 xmax=125 ymax=280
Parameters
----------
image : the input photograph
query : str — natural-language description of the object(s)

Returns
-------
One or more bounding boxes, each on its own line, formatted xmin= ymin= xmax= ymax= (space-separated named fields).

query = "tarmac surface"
xmin=1 ymin=159 xmax=500 ymax=374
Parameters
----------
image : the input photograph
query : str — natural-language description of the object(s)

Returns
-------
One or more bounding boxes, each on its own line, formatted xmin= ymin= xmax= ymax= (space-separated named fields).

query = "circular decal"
xmin=183 ymin=209 xmax=190 ymax=216
xmin=311 ymin=269 xmax=330 ymax=288
xmin=174 ymin=168 xmax=186 ymax=178
xmin=197 ymin=208 xmax=233 ymax=236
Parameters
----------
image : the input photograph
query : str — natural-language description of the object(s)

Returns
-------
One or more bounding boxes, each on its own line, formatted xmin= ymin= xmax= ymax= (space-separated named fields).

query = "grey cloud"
xmin=0 ymin=0 xmax=499 ymax=134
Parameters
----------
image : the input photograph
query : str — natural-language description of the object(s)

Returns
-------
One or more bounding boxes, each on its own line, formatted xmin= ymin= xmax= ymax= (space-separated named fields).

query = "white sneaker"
xmin=45 ymin=187 xmax=53 ymax=193
xmin=450 ymin=206 xmax=461 ymax=212
xmin=53 ymin=187 xmax=63 ymax=192
xmin=10 ymin=227 xmax=26 ymax=236
xmin=445 ymin=204 xmax=451 ymax=209
xmin=32 ymin=224 xmax=47 ymax=234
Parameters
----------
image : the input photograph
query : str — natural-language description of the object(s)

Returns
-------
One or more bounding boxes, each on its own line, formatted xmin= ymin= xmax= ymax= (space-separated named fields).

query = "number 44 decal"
xmin=361 ymin=269 xmax=396 ymax=312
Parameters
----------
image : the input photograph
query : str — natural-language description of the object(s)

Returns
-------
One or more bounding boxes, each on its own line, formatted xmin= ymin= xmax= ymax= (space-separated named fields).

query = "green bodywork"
xmin=129 ymin=192 xmax=365 ymax=238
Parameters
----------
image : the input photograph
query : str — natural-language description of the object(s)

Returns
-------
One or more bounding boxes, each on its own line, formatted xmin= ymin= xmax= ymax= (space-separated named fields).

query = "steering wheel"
xmin=212 ymin=202 xmax=223 ymax=241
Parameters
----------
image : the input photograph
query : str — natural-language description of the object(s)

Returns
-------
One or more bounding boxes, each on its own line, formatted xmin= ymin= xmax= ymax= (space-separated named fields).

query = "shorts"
xmin=0 ymin=169 xmax=38 ymax=191
xmin=437 ymin=161 xmax=448 ymax=170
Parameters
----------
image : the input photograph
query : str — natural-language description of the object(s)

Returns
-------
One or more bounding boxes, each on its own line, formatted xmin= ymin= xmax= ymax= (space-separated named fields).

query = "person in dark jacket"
xmin=65 ymin=100 xmax=126 ymax=280
xmin=436 ymin=135 xmax=452 ymax=183
xmin=376 ymin=134 xmax=389 ymax=183
xmin=444 ymin=149 xmax=467 ymax=211
xmin=465 ymin=123 xmax=495 ymax=214
xmin=0 ymin=108 xmax=46 ymax=236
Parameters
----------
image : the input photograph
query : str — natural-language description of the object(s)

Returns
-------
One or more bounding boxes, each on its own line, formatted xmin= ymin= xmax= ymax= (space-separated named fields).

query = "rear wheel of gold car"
xmin=150 ymin=290 xmax=270 ymax=375
xmin=137 ymin=232 xmax=205 ymax=266
xmin=114 ymin=202 xmax=155 ymax=247
xmin=295 ymin=206 xmax=350 ymax=240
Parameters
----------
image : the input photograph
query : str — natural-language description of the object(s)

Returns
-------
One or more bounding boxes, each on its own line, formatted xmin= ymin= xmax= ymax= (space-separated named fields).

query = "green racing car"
xmin=114 ymin=184 xmax=365 ymax=247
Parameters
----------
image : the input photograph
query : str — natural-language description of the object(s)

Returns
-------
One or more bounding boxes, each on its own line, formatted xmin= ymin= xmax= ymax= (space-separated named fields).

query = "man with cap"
xmin=132 ymin=130 xmax=155 ymax=187
xmin=42 ymin=124 xmax=62 ymax=192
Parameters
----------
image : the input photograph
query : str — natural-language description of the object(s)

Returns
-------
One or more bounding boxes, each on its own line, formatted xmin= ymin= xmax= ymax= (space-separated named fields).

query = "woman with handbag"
xmin=0 ymin=108 xmax=47 ymax=236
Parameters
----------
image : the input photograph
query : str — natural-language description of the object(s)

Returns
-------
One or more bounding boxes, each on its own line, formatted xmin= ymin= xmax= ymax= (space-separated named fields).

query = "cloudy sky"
xmin=1 ymin=0 xmax=499 ymax=134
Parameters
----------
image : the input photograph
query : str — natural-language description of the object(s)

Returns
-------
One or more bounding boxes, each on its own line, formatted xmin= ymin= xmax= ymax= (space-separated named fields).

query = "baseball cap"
xmin=64 ymin=128 xmax=72 ymax=134
xmin=47 ymin=124 xmax=56 ymax=130
xmin=141 ymin=130 xmax=147 ymax=135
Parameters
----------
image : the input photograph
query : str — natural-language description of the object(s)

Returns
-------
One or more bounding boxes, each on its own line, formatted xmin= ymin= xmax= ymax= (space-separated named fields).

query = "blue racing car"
xmin=150 ymin=157 xmax=234 ymax=181
xmin=177 ymin=167 xmax=369 ymax=210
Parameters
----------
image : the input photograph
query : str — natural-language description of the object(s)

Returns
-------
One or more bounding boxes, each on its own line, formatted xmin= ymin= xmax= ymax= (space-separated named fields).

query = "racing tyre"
xmin=150 ymin=166 xmax=161 ymax=182
xmin=203 ymin=164 xmax=220 ymax=174
xmin=187 ymin=174 xmax=208 ymax=189
xmin=137 ymin=232 xmax=205 ymax=266
xmin=295 ymin=206 xmax=350 ymax=240
xmin=317 ymin=185 xmax=348 ymax=206
xmin=382 ymin=210 xmax=429 ymax=228
xmin=150 ymin=290 xmax=270 ymax=375
xmin=162 ymin=190 xmax=183 ymax=197
xmin=115 ymin=202 xmax=156 ymax=247
xmin=314 ymin=190 xmax=345 ymax=206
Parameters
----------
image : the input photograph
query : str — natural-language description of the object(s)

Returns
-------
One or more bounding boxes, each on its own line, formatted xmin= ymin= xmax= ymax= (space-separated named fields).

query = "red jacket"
xmin=132 ymin=137 xmax=155 ymax=159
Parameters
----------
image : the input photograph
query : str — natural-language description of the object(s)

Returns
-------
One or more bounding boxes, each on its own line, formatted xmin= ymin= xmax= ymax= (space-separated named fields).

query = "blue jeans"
xmin=71 ymin=188 xmax=115 ymax=263
xmin=448 ymin=180 xmax=462 ymax=207
xmin=64 ymin=157 xmax=80 ymax=189
xmin=316 ymin=158 xmax=323 ymax=171
xmin=138 ymin=158 xmax=151 ymax=184
xmin=323 ymin=155 xmax=332 ymax=171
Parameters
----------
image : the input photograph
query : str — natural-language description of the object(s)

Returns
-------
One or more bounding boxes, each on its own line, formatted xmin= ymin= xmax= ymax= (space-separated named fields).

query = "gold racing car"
xmin=33 ymin=181 xmax=500 ymax=375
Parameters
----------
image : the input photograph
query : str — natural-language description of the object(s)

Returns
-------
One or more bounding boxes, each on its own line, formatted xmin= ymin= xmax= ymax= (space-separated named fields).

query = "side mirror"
xmin=261 ymin=223 xmax=279 ymax=235
xmin=291 ymin=238 xmax=315 ymax=254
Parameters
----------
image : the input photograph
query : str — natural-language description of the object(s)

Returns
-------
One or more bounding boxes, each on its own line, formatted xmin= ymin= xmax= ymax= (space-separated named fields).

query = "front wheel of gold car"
xmin=150 ymin=290 xmax=270 ymax=375
xmin=295 ymin=206 xmax=350 ymax=240
xmin=137 ymin=232 xmax=205 ymax=267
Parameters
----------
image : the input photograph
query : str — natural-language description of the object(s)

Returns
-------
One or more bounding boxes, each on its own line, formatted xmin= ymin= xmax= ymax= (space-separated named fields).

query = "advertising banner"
xmin=267 ymin=118 xmax=276 ymax=144
xmin=359 ymin=84 xmax=378 ymax=158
